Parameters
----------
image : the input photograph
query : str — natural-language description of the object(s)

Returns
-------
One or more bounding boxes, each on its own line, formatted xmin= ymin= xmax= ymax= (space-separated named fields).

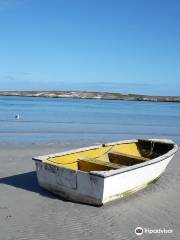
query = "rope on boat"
xmin=49 ymin=159 xmax=78 ymax=165
xmin=48 ymin=144 xmax=115 ymax=165
xmin=93 ymin=145 xmax=115 ymax=159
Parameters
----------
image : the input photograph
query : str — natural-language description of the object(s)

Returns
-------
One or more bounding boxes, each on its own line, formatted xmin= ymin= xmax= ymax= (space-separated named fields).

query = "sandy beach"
xmin=0 ymin=142 xmax=179 ymax=240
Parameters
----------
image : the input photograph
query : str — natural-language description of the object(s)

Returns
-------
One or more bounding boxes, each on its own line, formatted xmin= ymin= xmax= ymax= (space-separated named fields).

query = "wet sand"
xmin=0 ymin=142 xmax=180 ymax=240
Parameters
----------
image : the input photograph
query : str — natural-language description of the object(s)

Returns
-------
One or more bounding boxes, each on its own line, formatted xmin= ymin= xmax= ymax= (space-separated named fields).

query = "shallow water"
xmin=0 ymin=96 xmax=180 ymax=143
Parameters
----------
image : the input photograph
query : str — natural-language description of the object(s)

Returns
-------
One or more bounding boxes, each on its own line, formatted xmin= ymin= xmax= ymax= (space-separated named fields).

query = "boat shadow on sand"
xmin=0 ymin=171 xmax=59 ymax=200
xmin=0 ymin=171 xmax=103 ymax=206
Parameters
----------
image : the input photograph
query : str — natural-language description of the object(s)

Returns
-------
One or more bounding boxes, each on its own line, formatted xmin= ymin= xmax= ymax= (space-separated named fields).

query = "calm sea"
xmin=0 ymin=96 xmax=180 ymax=144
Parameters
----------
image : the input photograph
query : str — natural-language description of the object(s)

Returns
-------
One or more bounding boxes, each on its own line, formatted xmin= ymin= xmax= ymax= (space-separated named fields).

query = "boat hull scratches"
xmin=38 ymin=181 xmax=103 ymax=206
xmin=35 ymin=160 xmax=104 ymax=206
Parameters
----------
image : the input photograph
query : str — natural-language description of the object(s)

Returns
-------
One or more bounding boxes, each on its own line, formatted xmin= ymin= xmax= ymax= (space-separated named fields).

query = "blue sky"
xmin=0 ymin=0 xmax=179 ymax=95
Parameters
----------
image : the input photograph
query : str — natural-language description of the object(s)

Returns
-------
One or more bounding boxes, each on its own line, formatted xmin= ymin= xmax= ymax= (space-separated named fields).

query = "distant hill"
xmin=0 ymin=91 xmax=180 ymax=102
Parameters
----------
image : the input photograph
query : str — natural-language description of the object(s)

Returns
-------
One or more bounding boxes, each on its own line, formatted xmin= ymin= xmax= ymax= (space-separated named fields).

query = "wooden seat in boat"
xmin=108 ymin=151 xmax=148 ymax=166
xmin=78 ymin=157 xmax=125 ymax=172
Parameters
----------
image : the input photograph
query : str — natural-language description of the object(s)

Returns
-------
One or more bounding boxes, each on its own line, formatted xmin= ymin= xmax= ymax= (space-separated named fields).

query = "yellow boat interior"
xmin=46 ymin=140 xmax=174 ymax=172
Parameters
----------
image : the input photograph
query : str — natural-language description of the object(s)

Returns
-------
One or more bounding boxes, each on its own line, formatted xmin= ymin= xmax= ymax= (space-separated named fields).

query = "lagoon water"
xmin=0 ymin=96 xmax=180 ymax=240
xmin=0 ymin=96 xmax=180 ymax=144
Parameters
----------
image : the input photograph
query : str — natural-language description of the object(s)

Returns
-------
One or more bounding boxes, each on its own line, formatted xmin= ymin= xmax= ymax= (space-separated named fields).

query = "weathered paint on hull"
xmin=34 ymin=154 xmax=174 ymax=206
xmin=35 ymin=160 xmax=104 ymax=205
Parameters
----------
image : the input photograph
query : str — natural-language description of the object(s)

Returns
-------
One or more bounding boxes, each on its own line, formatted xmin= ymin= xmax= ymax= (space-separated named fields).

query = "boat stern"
xmin=33 ymin=158 xmax=105 ymax=205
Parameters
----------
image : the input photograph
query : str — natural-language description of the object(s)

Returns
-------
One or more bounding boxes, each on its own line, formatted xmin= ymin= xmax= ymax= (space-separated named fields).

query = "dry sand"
xmin=0 ymin=142 xmax=180 ymax=240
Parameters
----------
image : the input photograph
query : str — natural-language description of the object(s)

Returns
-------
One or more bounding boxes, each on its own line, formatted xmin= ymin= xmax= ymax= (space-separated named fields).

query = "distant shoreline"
xmin=0 ymin=91 xmax=180 ymax=102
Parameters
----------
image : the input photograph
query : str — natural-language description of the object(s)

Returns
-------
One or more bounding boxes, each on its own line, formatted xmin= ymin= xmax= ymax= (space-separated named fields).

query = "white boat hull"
xmin=33 ymin=139 xmax=177 ymax=205
xmin=102 ymin=155 xmax=173 ymax=204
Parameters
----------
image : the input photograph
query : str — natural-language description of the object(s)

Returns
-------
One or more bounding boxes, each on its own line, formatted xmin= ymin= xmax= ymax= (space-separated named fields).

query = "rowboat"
xmin=33 ymin=139 xmax=178 ymax=205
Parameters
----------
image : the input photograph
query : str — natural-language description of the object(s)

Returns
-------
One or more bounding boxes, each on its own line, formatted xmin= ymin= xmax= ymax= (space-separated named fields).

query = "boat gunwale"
xmin=32 ymin=139 xmax=178 ymax=178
